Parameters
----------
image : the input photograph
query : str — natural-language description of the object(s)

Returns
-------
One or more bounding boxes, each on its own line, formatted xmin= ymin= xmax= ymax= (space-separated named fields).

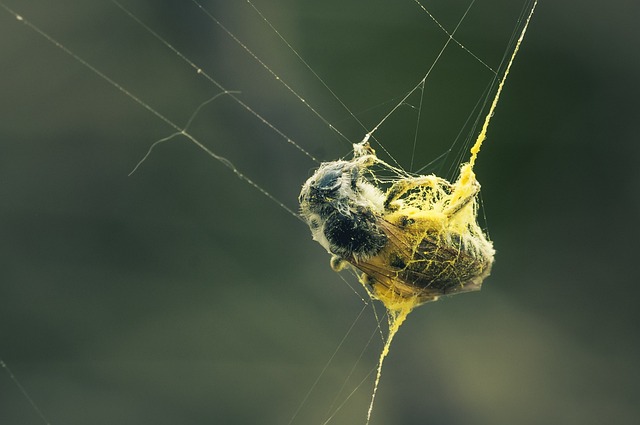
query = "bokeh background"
xmin=1 ymin=1 xmax=639 ymax=424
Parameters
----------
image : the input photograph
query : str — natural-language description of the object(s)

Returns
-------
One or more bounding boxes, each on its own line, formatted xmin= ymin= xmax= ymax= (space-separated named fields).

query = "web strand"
xmin=467 ymin=0 xmax=538 ymax=171
xmin=0 ymin=1 xmax=304 ymax=221
xmin=363 ymin=0 xmax=479 ymax=149
xmin=286 ymin=304 xmax=370 ymax=425
xmin=244 ymin=0 xmax=369 ymax=135
xmin=111 ymin=0 xmax=319 ymax=164
xmin=191 ymin=0 xmax=354 ymax=147
xmin=412 ymin=0 xmax=497 ymax=74
xmin=1 ymin=360 xmax=52 ymax=425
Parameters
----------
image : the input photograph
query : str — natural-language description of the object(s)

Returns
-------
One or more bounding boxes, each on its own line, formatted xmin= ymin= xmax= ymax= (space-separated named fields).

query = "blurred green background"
xmin=1 ymin=1 xmax=639 ymax=424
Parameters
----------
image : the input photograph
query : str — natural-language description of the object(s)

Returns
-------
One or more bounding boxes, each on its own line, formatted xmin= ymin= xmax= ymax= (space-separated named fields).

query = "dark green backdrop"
xmin=1 ymin=1 xmax=638 ymax=424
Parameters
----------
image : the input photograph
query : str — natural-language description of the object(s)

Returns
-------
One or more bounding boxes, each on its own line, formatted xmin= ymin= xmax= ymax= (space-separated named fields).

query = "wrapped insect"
xmin=299 ymin=141 xmax=494 ymax=308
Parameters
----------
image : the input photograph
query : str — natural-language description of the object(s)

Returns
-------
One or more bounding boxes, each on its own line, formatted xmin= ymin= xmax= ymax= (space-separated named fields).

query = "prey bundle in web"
xmin=299 ymin=2 xmax=537 ymax=422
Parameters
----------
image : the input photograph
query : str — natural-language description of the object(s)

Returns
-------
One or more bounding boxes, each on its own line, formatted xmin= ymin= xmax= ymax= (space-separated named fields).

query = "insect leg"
xmin=383 ymin=176 xmax=448 ymax=211
xmin=443 ymin=180 xmax=480 ymax=218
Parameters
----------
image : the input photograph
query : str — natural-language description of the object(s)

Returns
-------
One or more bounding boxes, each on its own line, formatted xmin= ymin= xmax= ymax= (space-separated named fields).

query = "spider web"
xmin=0 ymin=1 xmax=535 ymax=424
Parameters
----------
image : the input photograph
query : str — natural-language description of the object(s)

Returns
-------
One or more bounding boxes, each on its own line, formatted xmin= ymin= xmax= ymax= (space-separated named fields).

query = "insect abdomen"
xmin=399 ymin=232 xmax=492 ymax=293
xmin=353 ymin=212 xmax=494 ymax=304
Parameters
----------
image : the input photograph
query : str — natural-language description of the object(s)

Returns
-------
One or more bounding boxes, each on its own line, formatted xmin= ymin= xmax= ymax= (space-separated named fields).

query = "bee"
xmin=299 ymin=141 xmax=494 ymax=307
